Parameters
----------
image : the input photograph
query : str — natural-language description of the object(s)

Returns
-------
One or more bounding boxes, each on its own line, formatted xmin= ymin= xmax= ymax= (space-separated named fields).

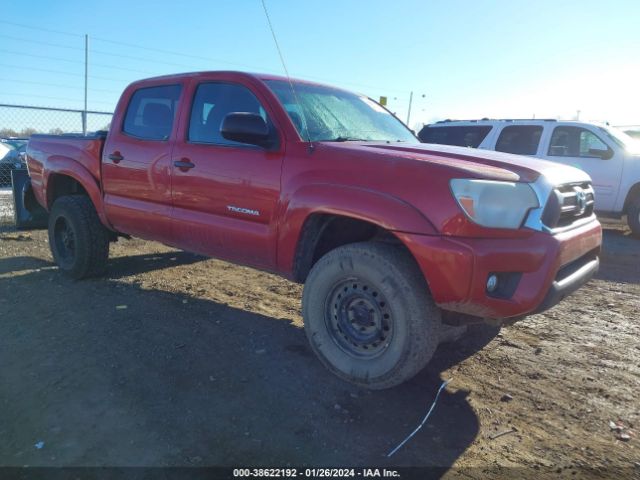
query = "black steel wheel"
xmin=52 ymin=216 xmax=76 ymax=264
xmin=48 ymin=195 xmax=110 ymax=279
xmin=326 ymin=278 xmax=394 ymax=358
xmin=302 ymin=241 xmax=441 ymax=389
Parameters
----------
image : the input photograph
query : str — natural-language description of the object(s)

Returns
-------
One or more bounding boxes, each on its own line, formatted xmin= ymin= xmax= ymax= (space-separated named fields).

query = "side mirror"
xmin=588 ymin=148 xmax=614 ymax=160
xmin=221 ymin=113 xmax=272 ymax=148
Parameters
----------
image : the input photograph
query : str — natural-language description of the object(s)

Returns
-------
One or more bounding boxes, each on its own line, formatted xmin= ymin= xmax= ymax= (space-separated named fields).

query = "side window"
xmin=495 ymin=125 xmax=543 ymax=155
xmin=188 ymin=83 xmax=269 ymax=146
xmin=548 ymin=126 xmax=610 ymax=157
xmin=123 ymin=85 xmax=182 ymax=140
xmin=418 ymin=125 xmax=492 ymax=148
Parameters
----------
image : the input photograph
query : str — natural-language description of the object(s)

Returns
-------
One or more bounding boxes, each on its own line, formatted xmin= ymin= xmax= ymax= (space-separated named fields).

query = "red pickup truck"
xmin=26 ymin=71 xmax=602 ymax=388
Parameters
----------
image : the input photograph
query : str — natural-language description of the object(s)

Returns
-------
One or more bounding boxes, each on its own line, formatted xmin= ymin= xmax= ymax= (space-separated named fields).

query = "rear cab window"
xmin=123 ymin=85 xmax=182 ymax=141
xmin=418 ymin=125 xmax=492 ymax=148
xmin=495 ymin=125 xmax=543 ymax=155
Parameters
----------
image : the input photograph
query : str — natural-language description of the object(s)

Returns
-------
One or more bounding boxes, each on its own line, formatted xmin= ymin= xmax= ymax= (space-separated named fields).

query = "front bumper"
xmin=396 ymin=219 xmax=602 ymax=319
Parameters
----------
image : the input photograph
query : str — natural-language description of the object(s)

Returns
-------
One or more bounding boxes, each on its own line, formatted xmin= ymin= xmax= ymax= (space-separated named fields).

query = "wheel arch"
xmin=279 ymin=184 xmax=436 ymax=282
xmin=44 ymin=156 xmax=111 ymax=229
xmin=623 ymin=182 xmax=640 ymax=213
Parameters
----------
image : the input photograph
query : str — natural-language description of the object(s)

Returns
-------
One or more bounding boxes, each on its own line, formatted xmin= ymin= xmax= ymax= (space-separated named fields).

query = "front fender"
xmin=277 ymin=183 xmax=437 ymax=274
xmin=44 ymin=156 xmax=111 ymax=228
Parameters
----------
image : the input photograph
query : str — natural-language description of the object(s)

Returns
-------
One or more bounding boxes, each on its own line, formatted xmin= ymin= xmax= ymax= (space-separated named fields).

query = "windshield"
xmin=265 ymin=80 xmax=418 ymax=143
xmin=598 ymin=126 xmax=640 ymax=155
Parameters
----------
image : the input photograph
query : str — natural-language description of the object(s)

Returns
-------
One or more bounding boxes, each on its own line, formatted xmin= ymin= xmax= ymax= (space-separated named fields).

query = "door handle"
xmin=108 ymin=152 xmax=124 ymax=163
xmin=174 ymin=159 xmax=195 ymax=171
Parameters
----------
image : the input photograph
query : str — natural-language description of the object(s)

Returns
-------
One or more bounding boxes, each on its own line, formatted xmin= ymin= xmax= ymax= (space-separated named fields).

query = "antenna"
xmin=260 ymin=0 xmax=313 ymax=149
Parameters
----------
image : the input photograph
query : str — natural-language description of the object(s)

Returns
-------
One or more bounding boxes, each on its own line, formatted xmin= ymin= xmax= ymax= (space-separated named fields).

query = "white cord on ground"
xmin=386 ymin=379 xmax=451 ymax=458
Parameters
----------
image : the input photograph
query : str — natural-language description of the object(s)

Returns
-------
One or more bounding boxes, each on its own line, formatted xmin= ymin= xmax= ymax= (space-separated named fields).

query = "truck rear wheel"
xmin=302 ymin=241 xmax=440 ymax=389
xmin=627 ymin=197 xmax=640 ymax=238
xmin=48 ymin=195 xmax=110 ymax=279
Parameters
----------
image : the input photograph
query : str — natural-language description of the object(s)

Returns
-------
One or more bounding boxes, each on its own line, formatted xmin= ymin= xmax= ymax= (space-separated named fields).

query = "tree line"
xmin=0 ymin=127 xmax=66 ymax=138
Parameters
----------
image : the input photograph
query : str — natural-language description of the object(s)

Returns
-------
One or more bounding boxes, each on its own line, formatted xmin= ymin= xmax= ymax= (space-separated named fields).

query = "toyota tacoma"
xmin=25 ymin=71 xmax=602 ymax=389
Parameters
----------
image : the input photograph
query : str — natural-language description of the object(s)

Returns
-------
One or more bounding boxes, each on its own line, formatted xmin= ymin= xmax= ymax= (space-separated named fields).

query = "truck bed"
xmin=27 ymin=133 xmax=106 ymax=209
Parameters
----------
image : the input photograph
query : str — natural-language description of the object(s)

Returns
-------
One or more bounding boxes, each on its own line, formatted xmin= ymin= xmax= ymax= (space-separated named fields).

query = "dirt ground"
xmin=0 ymin=220 xmax=638 ymax=478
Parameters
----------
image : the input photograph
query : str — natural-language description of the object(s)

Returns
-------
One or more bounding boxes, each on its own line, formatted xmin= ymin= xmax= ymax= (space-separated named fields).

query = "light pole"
xmin=83 ymin=34 xmax=89 ymax=135
xmin=407 ymin=93 xmax=426 ymax=127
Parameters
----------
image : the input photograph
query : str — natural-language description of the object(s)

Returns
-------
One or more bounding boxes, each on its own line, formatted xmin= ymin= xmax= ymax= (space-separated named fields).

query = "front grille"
xmin=541 ymin=182 xmax=595 ymax=229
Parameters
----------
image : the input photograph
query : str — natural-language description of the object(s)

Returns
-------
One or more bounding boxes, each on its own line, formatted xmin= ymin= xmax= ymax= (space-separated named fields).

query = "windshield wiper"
xmin=326 ymin=136 xmax=366 ymax=142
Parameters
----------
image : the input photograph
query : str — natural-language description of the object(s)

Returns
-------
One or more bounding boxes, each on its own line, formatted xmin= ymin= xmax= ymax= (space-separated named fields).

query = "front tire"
xmin=627 ymin=197 xmax=640 ymax=238
xmin=48 ymin=195 xmax=110 ymax=279
xmin=302 ymin=242 xmax=441 ymax=389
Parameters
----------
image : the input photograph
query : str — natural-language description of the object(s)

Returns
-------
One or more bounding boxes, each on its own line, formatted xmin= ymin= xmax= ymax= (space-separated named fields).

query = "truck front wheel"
xmin=302 ymin=242 xmax=441 ymax=389
xmin=48 ymin=195 xmax=110 ymax=279
xmin=627 ymin=196 xmax=640 ymax=238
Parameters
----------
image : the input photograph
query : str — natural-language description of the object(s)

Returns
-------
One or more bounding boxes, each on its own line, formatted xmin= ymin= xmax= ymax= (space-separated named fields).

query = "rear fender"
xmin=44 ymin=156 xmax=111 ymax=228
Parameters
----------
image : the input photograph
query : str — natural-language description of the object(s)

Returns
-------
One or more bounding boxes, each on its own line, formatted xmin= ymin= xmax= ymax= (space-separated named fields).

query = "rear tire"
xmin=302 ymin=241 xmax=441 ymax=389
xmin=48 ymin=195 xmax=110 ymax=279
xmin=627 ymin=197 xmax=640 ymax=238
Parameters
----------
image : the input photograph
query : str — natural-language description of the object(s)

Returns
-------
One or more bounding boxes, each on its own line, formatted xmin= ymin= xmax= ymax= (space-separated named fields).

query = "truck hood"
xmin=326 ymin=141 xmax=592 ymax=185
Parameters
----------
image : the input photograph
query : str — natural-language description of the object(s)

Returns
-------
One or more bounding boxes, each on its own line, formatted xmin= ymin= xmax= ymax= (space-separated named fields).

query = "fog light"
xmin=486 ymin=274 xmax=498 ymax=293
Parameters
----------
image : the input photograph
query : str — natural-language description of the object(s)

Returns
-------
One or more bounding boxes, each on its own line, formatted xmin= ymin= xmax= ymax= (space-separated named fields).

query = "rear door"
xmin=541 ymin=125 xmax=622 ymax=212
xmin=170 ymin=78 xmax=284 ymax=268
xmin=418 ymin=125 xmax=493 ymax=148
xmin=102 ymin=83 xmax=183 ymax=244
xmin=494 ymin=125 xmax=543 ymax=156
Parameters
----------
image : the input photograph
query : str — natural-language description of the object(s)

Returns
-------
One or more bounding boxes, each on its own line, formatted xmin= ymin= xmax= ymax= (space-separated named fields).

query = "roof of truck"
xmin=129 ymin=70 xmax=340 ymax=90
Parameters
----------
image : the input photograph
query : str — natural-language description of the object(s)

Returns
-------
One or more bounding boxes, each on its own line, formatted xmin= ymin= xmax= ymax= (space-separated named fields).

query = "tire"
xmin=302 ymin=241 xmax=441 ymax=389
xmin=48 ymin=195 xmax=110 ymax=279
xmin=627 ymin=197 xmax=640 ymax=238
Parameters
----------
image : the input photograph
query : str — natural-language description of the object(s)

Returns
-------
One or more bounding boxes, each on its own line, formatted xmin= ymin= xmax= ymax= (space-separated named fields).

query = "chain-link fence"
xmin=0 ymin=189 xmax=13 ymax=229
xmin=0 ymin=104 xmax=113 ymax=226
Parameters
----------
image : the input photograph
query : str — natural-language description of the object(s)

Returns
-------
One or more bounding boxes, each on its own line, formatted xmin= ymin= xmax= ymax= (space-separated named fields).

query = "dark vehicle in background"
xmin=0 ymin=138 xmax=28 ymax=187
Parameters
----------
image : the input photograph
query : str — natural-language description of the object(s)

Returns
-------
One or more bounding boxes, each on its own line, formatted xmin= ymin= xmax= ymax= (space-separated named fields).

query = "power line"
xmin=90 ymin=35 xmax=410 ymax=94
xmin=0 ymin=48 xmax=85 ymax=65
xmin=0 ymin=103 xmax=112 ymax=114
xmin=0 ymin=33 xmax=82 ymax=51
xmin=0 ymin=19 xmax=82 ymax=37
xmin=90 ymin=48 xmax=207 ymax=70
xmin=0 ymin=19 xmax=411 ymax=95
xmin=91 ymin=36 xmax=276 ymax=72
xmin=0 ymin=91 xmax=114 ymax=105
xmin=0 ymin=63 xmax=84 ymax=78
xmin=90 ymin=62 xmax=158 ymax=75
xmin=0 ymin=63 xmax=125 ymax=83
xmin=0 ymin=77 xmax=120 ymax=94
xmin=0 ymin=48 xmax=157 ymax=76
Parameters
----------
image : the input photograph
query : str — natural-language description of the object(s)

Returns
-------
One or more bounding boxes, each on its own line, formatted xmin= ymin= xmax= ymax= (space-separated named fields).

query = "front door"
xmin=542 ymin=125 xmax=623 ymax=212
xmin=170 ymin=80 xmax=283 ymax=269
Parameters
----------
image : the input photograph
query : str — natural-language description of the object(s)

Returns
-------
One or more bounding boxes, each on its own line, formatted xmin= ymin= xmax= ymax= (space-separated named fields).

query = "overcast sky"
xmin=1 ymin=0 xmax=639 ymax=129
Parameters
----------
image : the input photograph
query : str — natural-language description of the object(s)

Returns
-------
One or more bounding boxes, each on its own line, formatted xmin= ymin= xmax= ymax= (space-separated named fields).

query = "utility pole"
xmin=406 ymin=91 xmax=413 ymax=126
xmin=83 ymin=34 xmax=89 ymax=135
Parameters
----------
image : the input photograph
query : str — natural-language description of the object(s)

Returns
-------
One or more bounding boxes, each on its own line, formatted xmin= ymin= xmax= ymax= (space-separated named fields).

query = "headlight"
xmin=450 ymin=179 xmax=539 ymax=229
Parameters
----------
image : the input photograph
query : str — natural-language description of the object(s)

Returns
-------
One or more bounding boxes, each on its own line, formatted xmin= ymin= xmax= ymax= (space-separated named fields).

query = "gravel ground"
xmin=0 ymin=222 xmax=638 ymax=478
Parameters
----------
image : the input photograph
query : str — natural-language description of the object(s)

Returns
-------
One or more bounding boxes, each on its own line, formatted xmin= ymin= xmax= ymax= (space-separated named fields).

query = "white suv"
xmin=419 ymin=119 xmax=640 ymax=237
